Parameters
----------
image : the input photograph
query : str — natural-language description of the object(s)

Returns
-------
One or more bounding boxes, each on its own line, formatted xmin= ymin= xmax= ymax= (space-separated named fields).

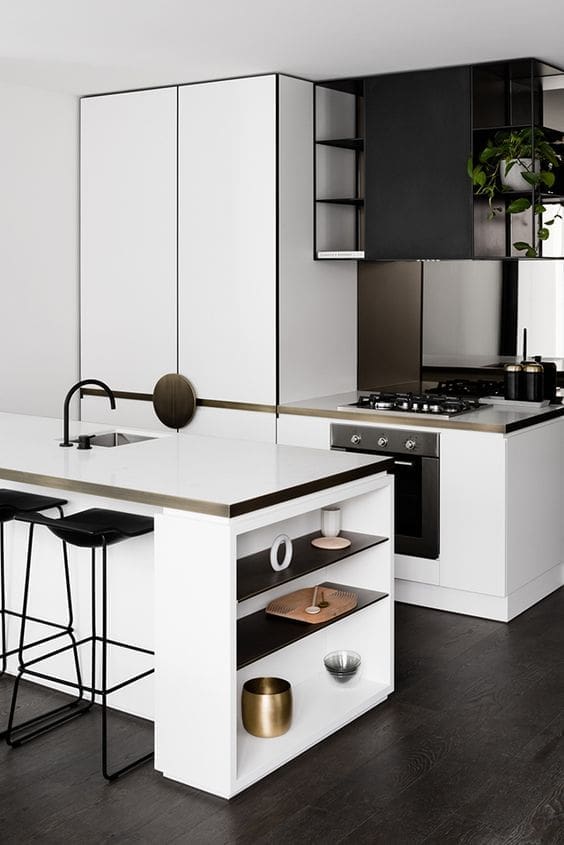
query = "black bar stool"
xmin=0 ymin=489 xmax=71 ymax=738
xmin=6 ymin=507 xmax=155 ymax=782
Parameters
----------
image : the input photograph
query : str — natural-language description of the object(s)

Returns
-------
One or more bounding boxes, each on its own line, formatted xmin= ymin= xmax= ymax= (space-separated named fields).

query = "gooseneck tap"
xmin=60 ymin=379 xmax=116 ymax=447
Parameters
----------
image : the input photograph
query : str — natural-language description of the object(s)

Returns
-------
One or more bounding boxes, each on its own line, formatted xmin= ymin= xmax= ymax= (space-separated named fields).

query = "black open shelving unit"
xmin=237 ymin=581 xmax=388 ymax=669
xmin=314 ymin=77 xmax=365 ymax=258
xmin=237 ymin=530 xmax=388 ymax=602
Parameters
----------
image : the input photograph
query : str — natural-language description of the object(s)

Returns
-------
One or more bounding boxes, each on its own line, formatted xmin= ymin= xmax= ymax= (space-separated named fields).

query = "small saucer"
xmin=311 ymin=536 xmax=352 ymax=550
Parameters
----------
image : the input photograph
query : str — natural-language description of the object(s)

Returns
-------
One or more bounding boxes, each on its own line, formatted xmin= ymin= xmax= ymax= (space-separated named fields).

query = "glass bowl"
xmin=323 ymin=650 xmax=361 ymax=684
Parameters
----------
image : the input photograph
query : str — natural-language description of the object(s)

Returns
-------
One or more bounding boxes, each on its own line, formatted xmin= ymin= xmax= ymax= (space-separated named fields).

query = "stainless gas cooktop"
xmin=338 ymin=392 xmax=490 ymax=420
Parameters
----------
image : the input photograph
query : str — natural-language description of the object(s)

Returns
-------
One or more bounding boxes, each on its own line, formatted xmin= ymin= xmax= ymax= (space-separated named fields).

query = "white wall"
xmin=0 ymin=82 xmax=78 ymax=417
xmin=517 ymin=260 xmax=564 ymax=358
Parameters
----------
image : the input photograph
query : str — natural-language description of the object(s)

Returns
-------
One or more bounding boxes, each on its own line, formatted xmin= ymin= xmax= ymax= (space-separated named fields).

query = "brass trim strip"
xmin=0 ymin=462 xmax=391 ymax=518
xmin=197 ymin=398 xmax=276 ymax=414
xmin=81 ymin=388 xmax=153 ymax=402
xmin=0 ymin=468 xmax=228 ymax=516
xmin=81 ymin=388 xmax=276 ymax=414
xmin=276 ymin=403 xmax=564 ymax=434
xmin=277 ymin=404 xmax=506 ymax=433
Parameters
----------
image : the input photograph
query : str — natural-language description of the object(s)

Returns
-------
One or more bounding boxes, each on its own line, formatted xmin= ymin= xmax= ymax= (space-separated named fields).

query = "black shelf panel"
xmin=316 ymin=198 xmax=364 ymax=207
xmin=237 ymin=581 xmax=388 ymax=669
xmin=473 ymin=124 xmax=564 ymax=142
xmin=316 ymin=138 xmax=364 ymax=151
xmin=237 ymin=531 xmax=388 ymax=602
xmin=491 ymin=190 xmax=564 ymax=203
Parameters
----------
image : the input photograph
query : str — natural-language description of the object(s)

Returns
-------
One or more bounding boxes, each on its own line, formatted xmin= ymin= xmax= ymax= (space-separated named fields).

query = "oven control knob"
xmin=377 ymin=436 xmax=389 ymax=448
xmin=405 ymin=438 xmax=417 ymax=451
xmin=350 ymin=434 xmax=362 ymax=445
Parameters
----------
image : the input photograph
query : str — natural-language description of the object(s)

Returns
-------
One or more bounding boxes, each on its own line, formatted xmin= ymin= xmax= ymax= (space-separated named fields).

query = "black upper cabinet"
xmin=316 ymin=57 xmax=564 ymax=261
xmin=364 ymin=66 xmax=473 ymax=260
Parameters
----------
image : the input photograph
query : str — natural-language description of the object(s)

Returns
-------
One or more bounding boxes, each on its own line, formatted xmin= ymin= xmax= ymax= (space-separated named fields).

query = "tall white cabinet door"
xmin=178 ymin=77 xmax=277 ymax=406
xmin=81 ymin=88 xmax=177 ymax=394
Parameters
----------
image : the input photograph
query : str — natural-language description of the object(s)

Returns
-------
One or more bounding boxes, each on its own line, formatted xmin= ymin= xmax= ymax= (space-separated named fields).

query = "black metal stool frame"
xmin=6 ymin=514 xmax=154 ymax=781
xmin=0 ymin=503 xmax=87 ymax=741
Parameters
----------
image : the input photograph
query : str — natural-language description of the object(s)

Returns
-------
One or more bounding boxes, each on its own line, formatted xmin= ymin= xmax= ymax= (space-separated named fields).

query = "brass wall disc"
xmin=153 ymin=373 xmax=196 ymax=429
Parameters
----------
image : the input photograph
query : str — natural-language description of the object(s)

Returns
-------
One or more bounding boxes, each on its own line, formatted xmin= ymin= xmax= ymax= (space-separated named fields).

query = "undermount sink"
xmin=87 ymin=432 xmax=156 ymax=448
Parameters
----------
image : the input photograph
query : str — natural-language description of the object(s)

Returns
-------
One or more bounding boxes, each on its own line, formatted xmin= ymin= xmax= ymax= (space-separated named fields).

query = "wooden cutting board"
xmin=266 ymin=584 xmax=358 ymax=625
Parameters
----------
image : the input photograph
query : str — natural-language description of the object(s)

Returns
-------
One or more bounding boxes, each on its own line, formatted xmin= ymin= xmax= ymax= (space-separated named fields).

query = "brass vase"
xmin=241 ymin=677 xmax=292 ymax=738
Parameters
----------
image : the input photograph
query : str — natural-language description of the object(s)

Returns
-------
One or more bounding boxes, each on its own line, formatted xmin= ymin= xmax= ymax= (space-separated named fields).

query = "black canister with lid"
xmin=533 ymin=356 xmax=557 ymax=401
xmin=504 ymin=363 xmax=523 ymax=400
xmin=522 ymin=361 xmax=544 ymax=402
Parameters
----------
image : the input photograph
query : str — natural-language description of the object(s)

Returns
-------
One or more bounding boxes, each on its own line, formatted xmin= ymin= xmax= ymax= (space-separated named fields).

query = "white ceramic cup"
xmin=321 ymin=507 xmax=341 ymax=538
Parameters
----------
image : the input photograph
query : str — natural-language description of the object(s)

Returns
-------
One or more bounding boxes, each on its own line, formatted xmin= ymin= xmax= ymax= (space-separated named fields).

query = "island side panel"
xmin=506 ymin=418 xmax=564 ymax=602
xmin=154 ymin=510 xmax=237 ymax=798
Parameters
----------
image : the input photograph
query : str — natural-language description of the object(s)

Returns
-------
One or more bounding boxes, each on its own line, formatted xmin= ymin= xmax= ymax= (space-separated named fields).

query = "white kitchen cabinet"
xmin=80 ymin=88 xmax=177 ymax=394
xmin=80 ymin=395 xmax=171 ymax=432
xmin=180 ymin=405 xmax=276 ymax=443
xmin=278 ymin=411 xmax=564 ymax=621
xmin=177 ymin=76 xmax=277 ymax=406
xmin=80 ymin=75 xmax=355 ymax=440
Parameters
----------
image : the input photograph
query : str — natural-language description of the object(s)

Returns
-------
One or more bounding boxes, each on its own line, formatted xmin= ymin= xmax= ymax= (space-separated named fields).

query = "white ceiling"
xmin=2 ymin=0 xmax=564 ymax=96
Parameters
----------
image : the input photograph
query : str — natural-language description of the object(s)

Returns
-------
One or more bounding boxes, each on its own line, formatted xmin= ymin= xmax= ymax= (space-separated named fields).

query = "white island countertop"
xmin=0 ymin=413 xmax=392 ymax=516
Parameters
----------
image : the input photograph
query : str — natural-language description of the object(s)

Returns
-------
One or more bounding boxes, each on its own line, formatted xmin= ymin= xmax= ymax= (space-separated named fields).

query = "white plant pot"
xmin=500 ymin=158 xmax=539 ymax=191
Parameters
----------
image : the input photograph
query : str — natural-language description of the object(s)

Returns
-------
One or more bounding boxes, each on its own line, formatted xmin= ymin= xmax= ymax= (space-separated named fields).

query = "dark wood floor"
xmin=1 ymin=590 xmax=564 ymax=844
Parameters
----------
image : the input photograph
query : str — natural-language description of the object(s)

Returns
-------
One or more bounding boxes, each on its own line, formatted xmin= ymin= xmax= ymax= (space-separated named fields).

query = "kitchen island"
xmin=278 ymin=392 xmax=564 ymax=622
xmin=0 ymin=413 xmax=394 ymax=798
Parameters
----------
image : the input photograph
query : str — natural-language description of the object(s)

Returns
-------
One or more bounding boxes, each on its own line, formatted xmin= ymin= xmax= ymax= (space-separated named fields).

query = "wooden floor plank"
xmin=1 ymin=587 xmax=563 ymax=844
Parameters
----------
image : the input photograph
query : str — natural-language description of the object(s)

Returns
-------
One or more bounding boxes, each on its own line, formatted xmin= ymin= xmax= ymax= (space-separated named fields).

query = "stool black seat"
xmin=0 ymin=489 xmax=67 ymax=523
xmin=0 ymin=488 xmax=69 ymax=739
xmin=6 ymin=506 xmax=155 ymax=782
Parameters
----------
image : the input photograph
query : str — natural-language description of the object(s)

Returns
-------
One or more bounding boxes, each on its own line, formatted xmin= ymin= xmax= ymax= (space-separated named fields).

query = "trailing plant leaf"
xmin=507 ymin=198 xmax=531 ymax=214
xmin=540 ymin=170 xmax=555 ymax=188
xmin=521 ymin=171 xmax=540 ymax=186
xmin=470 ymin=127 xmax=562 ymax=255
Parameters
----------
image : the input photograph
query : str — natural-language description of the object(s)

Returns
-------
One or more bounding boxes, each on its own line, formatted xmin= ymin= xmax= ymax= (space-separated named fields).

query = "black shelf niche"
xmin=316 ymin=197 xmax=364 ymax=207
xmin=316 ymin=138 xmax=364 ymax=151
xmin=237 ymin=530 xmax=388 ymax=602
xmin=237 ymin=581 xmax=388 ymax=669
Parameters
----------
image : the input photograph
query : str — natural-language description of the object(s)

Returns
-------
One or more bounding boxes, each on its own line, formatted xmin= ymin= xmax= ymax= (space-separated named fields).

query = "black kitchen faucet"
xmin=60 ymin=380 xmax=116 ymax=447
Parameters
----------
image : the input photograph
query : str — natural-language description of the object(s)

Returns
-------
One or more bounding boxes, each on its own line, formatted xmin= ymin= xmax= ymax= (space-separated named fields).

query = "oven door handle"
xmin=393 ymin=460 xmax=415 ymax=467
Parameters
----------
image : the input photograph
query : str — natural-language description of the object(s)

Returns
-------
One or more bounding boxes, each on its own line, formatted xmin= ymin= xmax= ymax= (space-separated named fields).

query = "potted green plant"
xmin=468 ymin=127 xmax=562 ymax=257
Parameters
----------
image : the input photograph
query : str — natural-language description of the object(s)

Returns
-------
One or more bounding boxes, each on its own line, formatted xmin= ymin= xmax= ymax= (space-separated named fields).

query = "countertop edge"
xmin=277 ymin=404 xmax=564 ymax=433
xmin=0 ymin=460 xmax=393 ymax=518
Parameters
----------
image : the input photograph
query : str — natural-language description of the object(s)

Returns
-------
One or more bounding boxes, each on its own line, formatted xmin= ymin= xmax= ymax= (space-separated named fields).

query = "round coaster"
xmin=311 ymin=536 xmax=352 ymax=550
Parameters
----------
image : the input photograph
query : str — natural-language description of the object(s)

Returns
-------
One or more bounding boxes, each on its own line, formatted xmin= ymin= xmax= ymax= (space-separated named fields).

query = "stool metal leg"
xmin=6 ymin=525 xmax=91 ymax=746
xmin=0 ymin=524 xmax=6 ymax=677
xmin=101 ymin=540 xmax=153 ymax=781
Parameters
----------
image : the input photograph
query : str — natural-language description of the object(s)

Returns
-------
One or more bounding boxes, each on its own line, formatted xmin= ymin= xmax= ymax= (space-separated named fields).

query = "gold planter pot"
xmin=241 ymin=677 xmax=292 ymax=738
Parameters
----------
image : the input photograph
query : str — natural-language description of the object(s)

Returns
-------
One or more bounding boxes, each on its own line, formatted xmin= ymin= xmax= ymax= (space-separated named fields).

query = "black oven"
xmin=330 ymin=424 xmax=440 ymax=559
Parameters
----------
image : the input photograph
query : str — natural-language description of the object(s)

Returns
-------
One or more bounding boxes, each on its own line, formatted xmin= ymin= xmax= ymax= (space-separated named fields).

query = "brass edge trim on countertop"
xmin=81 ymin=388 xmax=276 ymax=414
xmin=0 ymin=468 xmax=228 ymax=516
xmin=276 ymin=403 xmax=564 ymax=434
xmin=0 ymin=461 xmax=392 ymax=519
xmin=228 ymin=460 xmax=394 ymax=517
